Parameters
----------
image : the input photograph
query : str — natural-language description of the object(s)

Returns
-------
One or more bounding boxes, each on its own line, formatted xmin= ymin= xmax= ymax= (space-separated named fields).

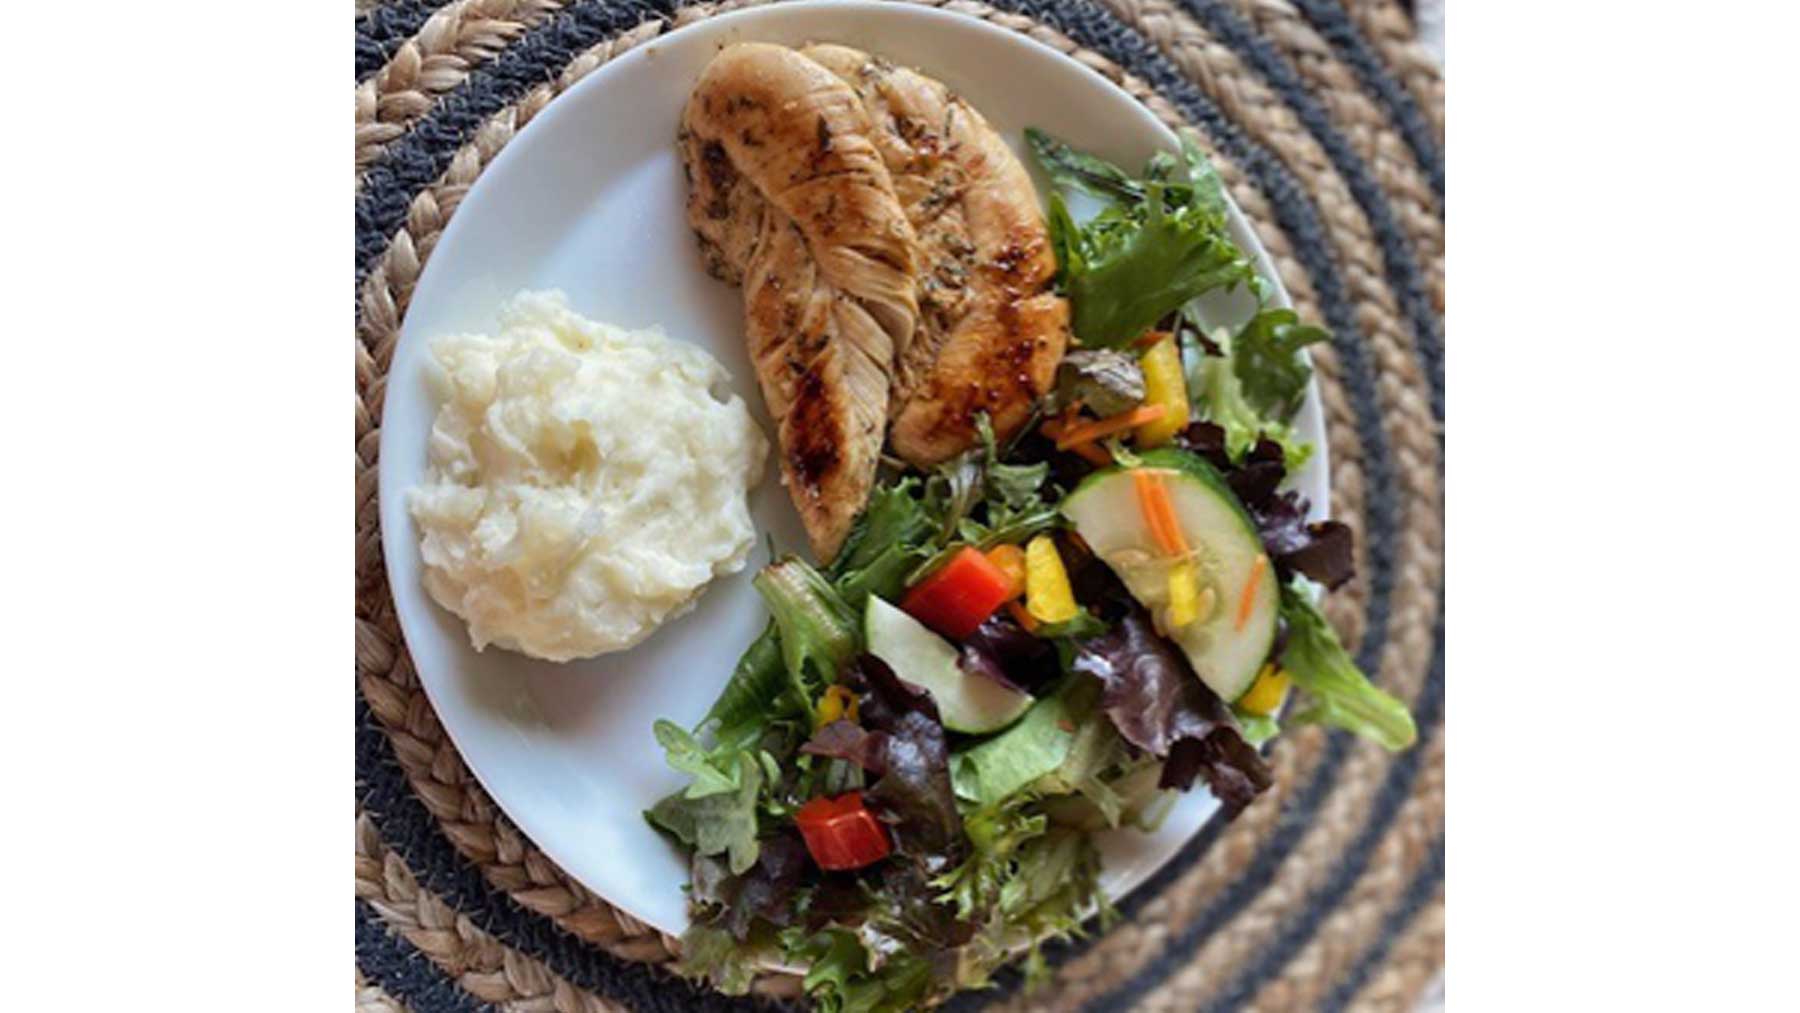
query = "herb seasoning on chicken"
xmin=681 ymin=43 xmax=1070 ymax=562
xmin=803 ymin=44 xmax=1069 ymax=468
xmin=681 ymin=43 xmax=922 ymax=562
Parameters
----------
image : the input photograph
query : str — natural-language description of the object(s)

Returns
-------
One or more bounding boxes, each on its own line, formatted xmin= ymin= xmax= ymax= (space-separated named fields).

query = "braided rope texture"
xmin=351 ymin=1 xmax=1445 ymax=1010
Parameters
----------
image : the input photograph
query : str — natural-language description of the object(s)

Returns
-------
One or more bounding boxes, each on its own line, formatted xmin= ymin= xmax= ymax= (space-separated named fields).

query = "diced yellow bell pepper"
xmin=1167 ymin=561 xmax=1200 ymax=628
xmin=815 ymin=685 xmax=859 ymax=728
xmin=1135 ymin=335 xmax=1190 ymax=448
xmin=984 ymin=543 xmax=1028 ymax=601
xmin=1237 ymin=665 xmax=1290 ymax=716
xmin=1025 ymin=534 xmax=1079 ymax=624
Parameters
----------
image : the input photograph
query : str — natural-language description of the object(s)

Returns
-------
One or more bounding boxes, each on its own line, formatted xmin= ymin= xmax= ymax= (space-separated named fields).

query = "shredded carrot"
xmin=1006 ymin=599 xmax=1039 ymax=633
xmin=1150 ymin=480 xmax=1189 ymax=555
xmin=1069 ymin=441 xmax=1112 ymax=466
xmin=1133 ymin=328 xmax=1173 ymax=350
xmin=1038 ymin=404 xmax=1080 ymax=442
xmin=1133 ymin=469 xmax=1189 ymax=557
xmin=1056 ymin=405 xmax=1166 ymax=450
xmin=1235 ymin=554 xmax=1268 ymax=631
xmin=1041 ymin=411 xmax=1113 ymax=465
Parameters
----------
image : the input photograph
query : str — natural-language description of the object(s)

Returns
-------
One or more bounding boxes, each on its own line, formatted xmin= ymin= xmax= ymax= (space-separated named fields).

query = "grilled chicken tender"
xmin=681 ymin=43 xmax=921 ymax=562
xmin=802 ymin=44 xmax=1069 ymax=467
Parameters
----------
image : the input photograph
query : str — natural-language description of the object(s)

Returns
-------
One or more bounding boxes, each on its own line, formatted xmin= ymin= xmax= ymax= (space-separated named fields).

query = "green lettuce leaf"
xmin=755 ymin=557 xmax=858 ymax=721
xmin=653 ymin=720 xmax=742 ymax=799
xmin=1232 ymin=709 xmax=1282 ymax=747
xmin=977 ymin=414 xmax=1051 ymax=530
xmin=786 ymin=928 xmax=935 ymax=1013
xmin=645 ymin=732 xmax=763 ymax=874
xmin=1234 ymin=307 xmax=1329 ymax=421
xmin=1178 ymin=130 xmax=1230 ymax=218
xmin=675 ymin=923 xmax=763 ymax=996
xmin=698 ymin=625 xmax=791 ymax=742
xmin=932 ymin=799 xmax=1049 ymax=921
xmin=1277 ymin=583 xmax=1417 ymax=750
xmin=1028 ymin=128 xmax=1258 ymax=347
xmin=1194 ymin=317 xmax=1312 ymax=468
xmin=985 ymin=827 xmax=1111 ymax=990
xmin=950 ymin=681 xmax=1082 ymax=805
xmin=1063 ymin=188 xmax=1255 ymax=347
xmin=832 ymin=477 xmax=934 ymax=608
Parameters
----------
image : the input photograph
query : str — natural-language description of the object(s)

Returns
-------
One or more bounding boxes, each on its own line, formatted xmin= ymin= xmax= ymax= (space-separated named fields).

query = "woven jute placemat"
xmin=353 ymin=1 xmax=1444 ymax=1009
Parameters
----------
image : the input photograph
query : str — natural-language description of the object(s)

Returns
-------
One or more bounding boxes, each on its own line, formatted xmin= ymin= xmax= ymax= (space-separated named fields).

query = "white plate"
xmin=378 ymin=0 xmax=1327 ymax=939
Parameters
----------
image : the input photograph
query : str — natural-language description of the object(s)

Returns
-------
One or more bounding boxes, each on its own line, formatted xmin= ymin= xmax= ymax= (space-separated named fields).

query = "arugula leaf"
xmin=698 ymin=625 xmax=792 ymax=742
xmin=834 ymin=477 xmax=929 ymax=576
xmin=904 ymin=412 xmax=1063 ymax=586
xmin=645 ymin=744 xmax=762 ymax=874
xmin=1031 ymin=605 xmax=1110 ymax=642
xmin=977 ymin=414 xmax=1050 ymax=529
xmin=653 ymin=720 xmax=742 ymax=799
xmin=1278 ymin=583 xmax=1417 ymax=750
xmin=1234 ymin=307 xmax=1329 ymax=421
xmin=832 ymin=478 xmax=935 ymax=608
xmin=1025 ymin=127 xmax=1140 ymax=204
xmin=922 ymin=448 xmax=985 ymax=545
xmin=907 ymin=506 xmax=1063 ymax=587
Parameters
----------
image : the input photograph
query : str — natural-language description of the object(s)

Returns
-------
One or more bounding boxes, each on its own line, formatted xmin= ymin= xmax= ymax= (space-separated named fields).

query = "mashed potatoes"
xmin=408 ymin=291 xmax=768 ymax=662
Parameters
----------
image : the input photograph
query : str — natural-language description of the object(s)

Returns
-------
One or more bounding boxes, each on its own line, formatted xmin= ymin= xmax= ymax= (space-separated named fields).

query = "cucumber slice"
xmin=864 ymin=596 xmax=1034 ymax=735
xmin=1060 ymin=449 xmax=1277 ymax=701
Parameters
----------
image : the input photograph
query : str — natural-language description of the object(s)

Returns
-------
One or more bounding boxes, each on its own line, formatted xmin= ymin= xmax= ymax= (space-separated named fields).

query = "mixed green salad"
xmin=645 ymin=131 xmax=1416 ymax=1011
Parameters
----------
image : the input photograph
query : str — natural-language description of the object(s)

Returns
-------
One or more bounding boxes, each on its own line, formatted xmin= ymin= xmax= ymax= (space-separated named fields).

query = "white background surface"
xmin=6 ymin=3 xmax=1800 ymax=1012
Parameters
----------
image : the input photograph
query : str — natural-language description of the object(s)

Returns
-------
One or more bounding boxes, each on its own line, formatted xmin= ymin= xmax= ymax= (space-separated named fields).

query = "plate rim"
xmin=375 ymin=0 xmax=1326 ymax=942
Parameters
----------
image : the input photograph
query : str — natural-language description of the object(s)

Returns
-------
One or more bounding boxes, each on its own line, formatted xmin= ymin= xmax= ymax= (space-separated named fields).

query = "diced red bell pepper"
xmin=901 ymin=546 xmax=1013 ymax=639
xmin=794 ymin=792 xmax=892 ymax=871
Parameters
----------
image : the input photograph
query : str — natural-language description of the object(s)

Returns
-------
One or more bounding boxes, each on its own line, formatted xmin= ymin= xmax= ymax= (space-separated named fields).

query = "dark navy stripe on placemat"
xmin=1196 ymin=620 xmax=1444 ymax=1012
xmin=358 ymin=0 xmax=459 ymax=81
xmin=1294 ymin=0 xmax=1444 ymax=198
xmin=358 ymin=898 xmax=500 ymax=1013
xmin=1319 ymin=831 xmax=1446 ymax=1013
xmin=356 ymin=691 xmax=787 ymax=1013
xmin=1084 ymin=620 xmax=1445 ymax=1013
xmin=1180 ymin=0 xmax=1444 ymax=424
xmin=356 ymin=0 xmax=678 ymax=284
